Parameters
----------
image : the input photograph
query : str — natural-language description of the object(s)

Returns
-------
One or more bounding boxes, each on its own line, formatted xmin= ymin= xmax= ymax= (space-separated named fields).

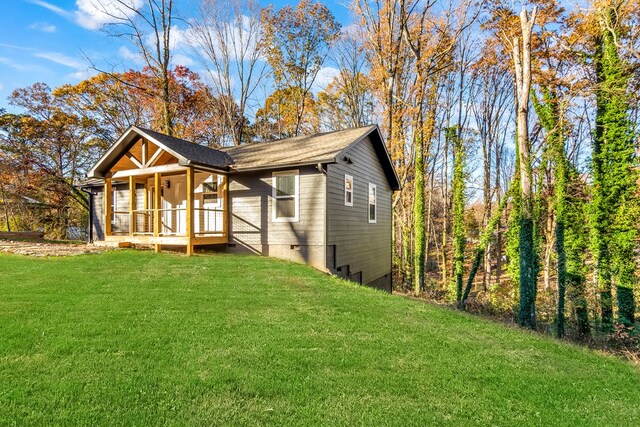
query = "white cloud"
xmin=74 ymin=0 xmax=144 ymax=30
xmin=118 ymin=46 xmax=144 ymax=64
xmin=29 ymin=22 xmax=57 ymax=33
xmin=0 ymin=56 xmax=29 ymax=71
xmin=33 ymin=51 xmax=93 ymax=81
xmin=0 ymin=83 xmax=4 ymax=91
xmin=29 ymin=0 xmax=72 ymax=18
xmin=313 ymin=67 xmax=340 ymax=92
xmin=68 ymin=68 xmax=96 ymax=80
xmin=172 ymin=53 xmax=194 ymax=67
xmin=34 ymin=52 xmax=83 ymax=69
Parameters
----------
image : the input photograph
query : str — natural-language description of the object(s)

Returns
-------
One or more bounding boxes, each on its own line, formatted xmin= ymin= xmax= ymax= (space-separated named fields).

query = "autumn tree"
xmin=355 ymin=0 xmax=414 ymax=286
xmin=254 ymin=87 xmax=319 ymax=140
xmin=0 ymin=83 xmax=109 ymax=238
xmin=261 ymin=0 xmax=340 ymax=137
xmin=55 ymin=67 xmax=224 ymax=147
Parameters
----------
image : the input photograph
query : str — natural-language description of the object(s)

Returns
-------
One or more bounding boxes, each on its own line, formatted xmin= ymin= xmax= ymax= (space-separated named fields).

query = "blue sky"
xmin=0 ymin=0 xmax=354 ymax=111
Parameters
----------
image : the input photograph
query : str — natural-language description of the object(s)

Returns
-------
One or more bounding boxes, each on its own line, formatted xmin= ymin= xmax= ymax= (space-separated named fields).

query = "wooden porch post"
xmin=129 ymin=176 xmax=135 ymax=237
xmin=222 ymin=174 xmax=228 ymax=239
xmin=104 ymin=177 xmax=112 ymax=237
xmin=154 ymin=172 xmax=161 ymax=253
xmin=143 ymin=182 xmax=149 ymax=233
xmin=186 ymin=167 xmax=195 ymax=256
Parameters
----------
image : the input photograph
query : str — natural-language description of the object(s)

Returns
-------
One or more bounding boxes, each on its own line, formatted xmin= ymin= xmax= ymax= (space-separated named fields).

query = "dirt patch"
xmin=0 ymin=239 xmax=112 ymax=257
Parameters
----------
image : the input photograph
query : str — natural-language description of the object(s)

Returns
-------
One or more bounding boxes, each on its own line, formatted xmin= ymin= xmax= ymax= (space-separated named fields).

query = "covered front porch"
xmin=104 ymin=167 xmax=228 ymax=254
xmin=86 ymin=126 xmax=234 ymax=255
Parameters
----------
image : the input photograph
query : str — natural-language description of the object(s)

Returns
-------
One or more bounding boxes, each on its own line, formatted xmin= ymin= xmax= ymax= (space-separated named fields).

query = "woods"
xmin=1 ymin=0 xmax=639 ymax=344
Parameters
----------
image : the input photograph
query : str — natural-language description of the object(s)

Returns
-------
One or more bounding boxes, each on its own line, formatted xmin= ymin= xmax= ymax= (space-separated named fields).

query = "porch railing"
xmin=112 ymin=208 xmax=225 ymax=236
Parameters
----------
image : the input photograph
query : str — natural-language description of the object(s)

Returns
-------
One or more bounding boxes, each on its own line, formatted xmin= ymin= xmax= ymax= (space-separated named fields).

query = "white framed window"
xmin=272 ymin=170 xmax=299 ymax=222
xmin=368 ymin=183 xmax=377 ymax=223
xmin=344 ymin=174 xmax=353 ymax=206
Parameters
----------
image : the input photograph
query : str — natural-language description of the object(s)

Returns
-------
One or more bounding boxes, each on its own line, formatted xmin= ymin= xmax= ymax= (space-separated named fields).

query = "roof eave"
xmin=334 ymin=125 xmax=401 ymax=191
xmin=232 ymin=158 xmax=336 ymax=173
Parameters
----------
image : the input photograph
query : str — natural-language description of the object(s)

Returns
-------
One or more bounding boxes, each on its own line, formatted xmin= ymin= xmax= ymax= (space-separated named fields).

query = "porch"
xmin=103 ymin=167 xmax=228 ymax=255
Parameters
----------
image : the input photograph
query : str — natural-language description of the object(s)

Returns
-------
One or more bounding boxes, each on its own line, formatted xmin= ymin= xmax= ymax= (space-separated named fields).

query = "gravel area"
xmin=0 ymin=240 xmax=111 ymax=257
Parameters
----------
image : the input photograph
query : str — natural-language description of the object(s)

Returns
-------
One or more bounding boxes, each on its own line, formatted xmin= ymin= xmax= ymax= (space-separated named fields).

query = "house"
xmin=83 ymin=125 xmax=400 ymax=291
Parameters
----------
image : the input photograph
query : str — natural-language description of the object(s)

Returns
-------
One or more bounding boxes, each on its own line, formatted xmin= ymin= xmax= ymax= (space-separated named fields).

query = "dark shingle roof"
xmin=86 ymin=124 xmax=399 ymax=190
xmin=221 ymin=126 xmax=378 ymax=170
xmin=135 ymin=127 xmax=233 ymax=169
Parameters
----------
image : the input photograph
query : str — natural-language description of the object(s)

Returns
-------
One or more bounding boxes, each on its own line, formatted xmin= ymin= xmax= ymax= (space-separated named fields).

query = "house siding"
xmin=90 ymin=183 xmax=145 ymax=241
xmin=227 ymin=165 xmax=326 ymax=270
xmin=326 ymin=135 xmax=393 ymax=291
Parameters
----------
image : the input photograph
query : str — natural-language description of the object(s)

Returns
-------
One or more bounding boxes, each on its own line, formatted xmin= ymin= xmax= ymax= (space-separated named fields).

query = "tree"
xmin=450 ymin=126 xmax=466 ymax=303
xmin=94 ymin=0 xmax=177 ymax=135
xmin=509 ymin=6 xmax=538 ymax=329
xmin=254 ymin=87 xmax=319 ymax=140
xmin=55 ymin=67 xmax=225 ymax=147
xmin=191 ymin=0 xmax=267 ymax=145
xmin=0 ymin=83 xmax=108 ymax=238
xmin=261 ymin=0 xmax=340 ymax=137
xmin=319 ymin=30 xmax=376 ymax=129
xmin=317 ymin=71 xmax=375 ymax=130
xmin=590 ymin=1 xmax=638 ymax=327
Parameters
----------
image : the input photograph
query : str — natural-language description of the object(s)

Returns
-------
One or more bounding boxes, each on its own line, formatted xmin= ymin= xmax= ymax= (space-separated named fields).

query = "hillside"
xmin=0 ymin=251 xmax=638 ymax=426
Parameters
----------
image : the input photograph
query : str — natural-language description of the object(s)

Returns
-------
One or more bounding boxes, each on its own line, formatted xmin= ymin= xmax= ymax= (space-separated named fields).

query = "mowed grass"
xmin=0 ymin=251 xmax=639 ymax=426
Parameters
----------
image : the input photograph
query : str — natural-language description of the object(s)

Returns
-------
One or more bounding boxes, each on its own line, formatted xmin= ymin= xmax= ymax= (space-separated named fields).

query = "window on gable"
xmin=368 ymin=183 xmax=377 ymax=223
xmin=273 ymin=170 xmax=299 ymax=222
xmin=344 ymin=174 xmax=353 ymax=206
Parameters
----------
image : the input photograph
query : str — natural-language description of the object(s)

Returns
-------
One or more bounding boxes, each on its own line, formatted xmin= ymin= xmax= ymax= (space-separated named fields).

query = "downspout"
xmin=80 ymin=187 xmax=94 ymax=243
xmin=317 ymin=163 xmax=329 ymax=273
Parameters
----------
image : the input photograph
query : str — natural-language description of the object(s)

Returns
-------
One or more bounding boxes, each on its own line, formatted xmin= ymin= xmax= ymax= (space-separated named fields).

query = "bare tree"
xmin=91 ymin=0 xmax=176 ymax=135
xmin=191 ymin=0 xmax=268 ymax=145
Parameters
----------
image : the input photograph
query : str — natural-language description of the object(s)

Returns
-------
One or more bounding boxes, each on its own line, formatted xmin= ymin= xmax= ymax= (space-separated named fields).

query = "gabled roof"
xmin=87 ymin=126 xmax=233 ymax=178
xmin=222 ymin=125 xmax=400 ymax=190
xmin=86 ymin=125 xmax=400 ymax=190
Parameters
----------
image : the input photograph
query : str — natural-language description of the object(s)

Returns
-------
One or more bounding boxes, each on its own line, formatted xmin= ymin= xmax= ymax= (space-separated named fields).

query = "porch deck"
xmin=103 ymin=167 xmax=229 ymax=254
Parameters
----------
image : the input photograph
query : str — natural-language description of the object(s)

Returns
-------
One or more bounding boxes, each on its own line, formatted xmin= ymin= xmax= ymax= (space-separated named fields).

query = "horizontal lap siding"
xmin=90 ymin=184 xmax=144 ymax=241
xmin=327 ymin=136 xmax=392 ymax=285
xmin=228 ymin=166 xmax=326 ymax=268
xmin=92 ymin=188 xmax=105 ymax=241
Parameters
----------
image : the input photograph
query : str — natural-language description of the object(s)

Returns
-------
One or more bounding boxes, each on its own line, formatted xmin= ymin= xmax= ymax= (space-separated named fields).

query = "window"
xmin=111 ymin=190 xmax=117 ymax=226
xmin=273 ymin=170 xmax=299 ymax=222
xmin=201 ymin=178 xmax=219 ymax=205
xmin=344 ymin=174 xmax=353 ymax=206
xmin=368 ymin=183 xmax=377 ymax=223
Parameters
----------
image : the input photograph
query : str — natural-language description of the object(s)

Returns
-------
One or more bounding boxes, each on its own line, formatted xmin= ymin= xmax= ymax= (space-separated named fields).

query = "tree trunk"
xmin=512 ymin=7 xmax=537 ymax=330
xmin=450 ymin=127 xmax=465 ymax=303
xmin=413 ymin=127 xmax=426 ymax=296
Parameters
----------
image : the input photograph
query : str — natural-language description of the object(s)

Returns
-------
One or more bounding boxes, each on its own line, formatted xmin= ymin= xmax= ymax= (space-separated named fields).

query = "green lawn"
xmin=1 ymin=251 xmax=639 ymax=426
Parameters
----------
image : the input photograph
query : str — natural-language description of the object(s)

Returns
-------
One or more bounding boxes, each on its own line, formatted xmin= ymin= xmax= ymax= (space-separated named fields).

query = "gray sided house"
xmin=84 ymin=125 xmax=400 ymax=291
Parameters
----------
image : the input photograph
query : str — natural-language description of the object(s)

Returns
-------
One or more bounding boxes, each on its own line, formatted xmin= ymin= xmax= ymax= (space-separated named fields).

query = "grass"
xmin=1 ymin=250 xmax=639 ymax=426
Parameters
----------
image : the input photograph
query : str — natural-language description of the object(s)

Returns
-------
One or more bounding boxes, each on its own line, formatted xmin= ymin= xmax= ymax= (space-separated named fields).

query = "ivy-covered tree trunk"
xmin=591 ymin=34 xmax=614 ymax=328
xmin=460 ymin=184 xmax=513 ymax=309
xmin=511 ymin=7 xmax=538 ymax=329
xmin=413 ymin=127 xmax=426 ymax=296
xmin=532 ymin=89 xmax=567 ymax=338
xmin=592 ymin=6 xmax=638 ymax=327
xmin=565 ymin=167 xmax=590 ymax=339
xmin=449 ymin=126 xmax=465 ymax=303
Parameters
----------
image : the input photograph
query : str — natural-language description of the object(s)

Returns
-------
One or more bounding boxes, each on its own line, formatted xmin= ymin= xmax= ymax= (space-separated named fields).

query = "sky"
xmin=0 ymin=0 xmax=355 ymax=111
